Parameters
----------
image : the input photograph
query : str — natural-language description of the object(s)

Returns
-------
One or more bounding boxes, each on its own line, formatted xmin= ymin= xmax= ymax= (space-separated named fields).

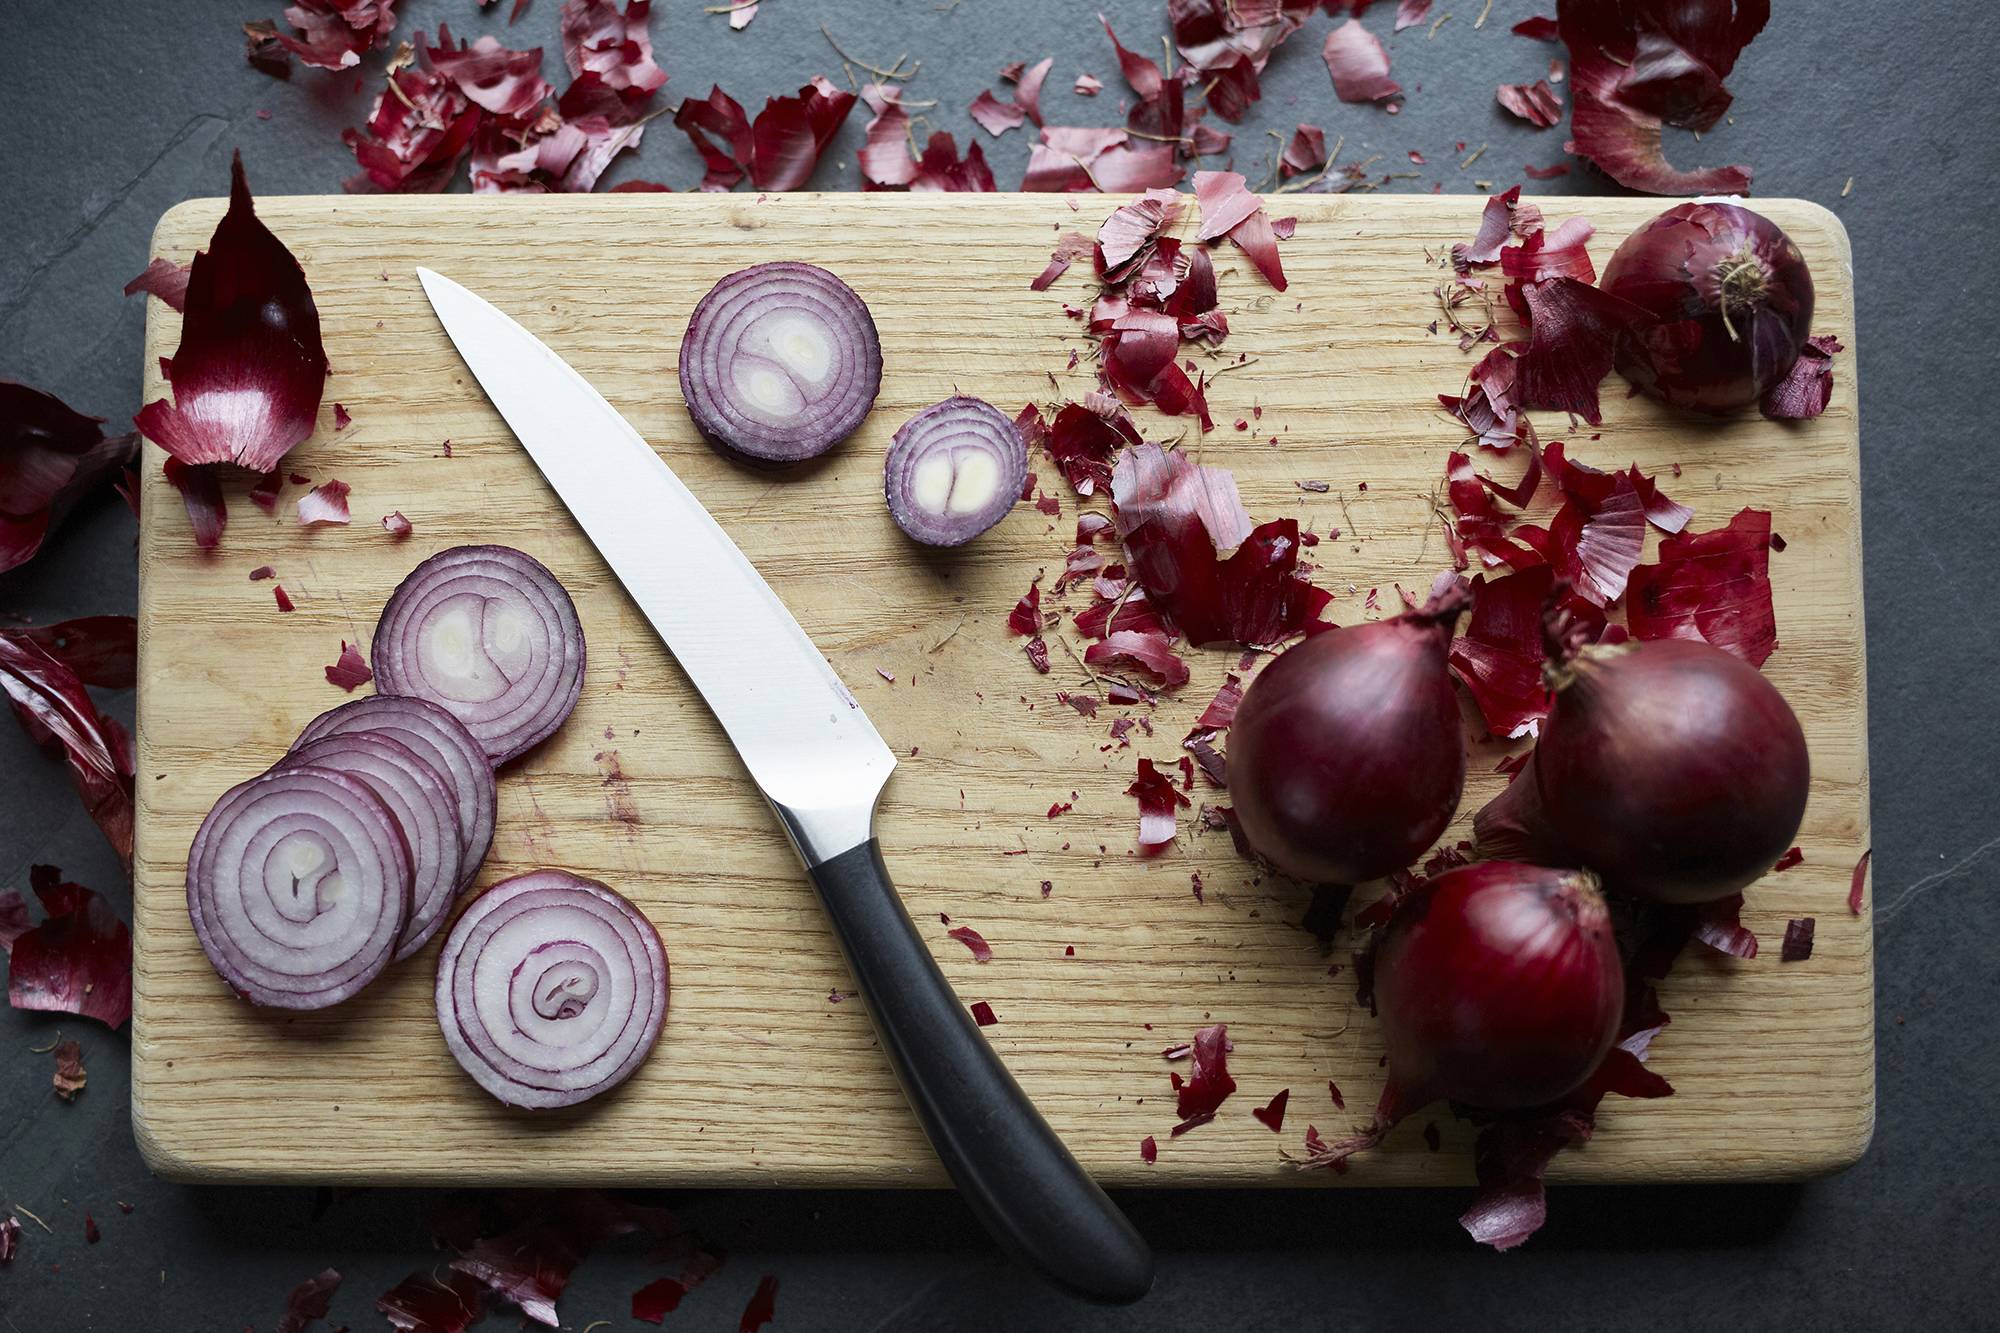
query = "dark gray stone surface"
xmin=1 ymin=2 xmax=1993 ymax=1329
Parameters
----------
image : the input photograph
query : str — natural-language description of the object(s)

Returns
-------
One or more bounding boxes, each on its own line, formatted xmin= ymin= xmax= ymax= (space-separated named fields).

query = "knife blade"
xmin=417 ymin=269 xmax=1152 ymax=1305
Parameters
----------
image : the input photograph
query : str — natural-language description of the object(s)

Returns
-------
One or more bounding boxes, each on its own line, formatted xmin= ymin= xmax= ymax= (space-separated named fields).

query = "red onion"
xmin=285 ymin=732 xmax=462 ymax=960
xmin=1475 ymin=638 xmax=1809 ymax=904
xmin=293 ymin=694 xmax=495 ymax=893
xmin=186 ymin=766 xmax=411 ymax=1008
xmin=882 ymin=396 xmax=1028 ymax=546
xmin=1227 ymin=580 xmax=1469 ymax=883
xmin=371 ymin=545 xmax=584 ymax=765
xmin=1374 ymin=862 xmax=1623 ymax=1116
xmin=1600 ymin=202 xmax=1814 ymax=415
xmin=434 ymin=870 xmax=668 ymax=1109
xmin=678 ymin=262 xmax=882 ymax=465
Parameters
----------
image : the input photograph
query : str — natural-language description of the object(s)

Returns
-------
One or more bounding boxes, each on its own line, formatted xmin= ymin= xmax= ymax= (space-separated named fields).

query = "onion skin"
xmin=1227 ymin=583 xmax=1469 ymax=883
xmin=1601 ymin=202 xmax=1814 ymax=415
xmin=1476 ymin=639 xmax=1809 ymax=904
xmin=1375 ymin=862 xmax=1623 ymax=1114
xmin=434 ymin=870 xmax=668 ymax=1110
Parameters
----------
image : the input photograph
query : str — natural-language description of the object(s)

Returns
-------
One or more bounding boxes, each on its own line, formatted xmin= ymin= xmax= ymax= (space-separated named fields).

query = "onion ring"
xmin=293 ymin=694 xmax=496 ymax=892
xmin=678 ymin=262 xmax=883 ymax=465
xmin=433 ymin=870 xmax=668 ymax=1109
xmin=370 ymin=545 xmax=585 ymax=765
xmin=186 ymin=765 xmax=411 ymax=1008
xmin=882 ymin=396 xmax=1029 ymax=547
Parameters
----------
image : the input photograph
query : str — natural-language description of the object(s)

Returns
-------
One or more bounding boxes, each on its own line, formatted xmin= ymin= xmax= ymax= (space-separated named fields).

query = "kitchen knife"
xmin=417 ymin=269 xmax=1154 ymax=1305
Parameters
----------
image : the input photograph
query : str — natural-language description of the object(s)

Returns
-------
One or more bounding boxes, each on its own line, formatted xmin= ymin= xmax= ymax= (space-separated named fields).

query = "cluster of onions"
xmin=1227 ymin=569 xmax=1808 ymax=1124
xmin=682 ymin=264 xmax=1030 ymax=550
xmin=1600 ymin=202 xmax=1816 ymax=416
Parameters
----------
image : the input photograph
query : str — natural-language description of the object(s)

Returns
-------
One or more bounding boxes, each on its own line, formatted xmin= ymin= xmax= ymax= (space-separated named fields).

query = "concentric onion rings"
xmin=882 ymin=395 xmax=1029 ymax=547
xmin=293 ymin=693 xmax=497 ymax=894
xmin=434 ymin=870 xmax=669 ymax=1109
xmin=370 ymin=545 xmax=585 ymax=765
xmin=678 ymin=262 xmax=883 ymax=465
xmin=186 ymin=765 xmax=412 ymax=1008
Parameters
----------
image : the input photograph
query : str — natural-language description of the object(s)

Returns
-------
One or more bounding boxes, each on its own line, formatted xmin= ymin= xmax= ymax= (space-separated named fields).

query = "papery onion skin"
xmin=371 ymin=545 xmax=585 ymax=765
xmin=434 ymin=870 xmax=668 ymax=1110
xmin=678 ymin=262 xmax=883 ymax=466
xmin=1227 ymin=581 xmax=1469 ymax=883
xmin=1375 ymin=862 xmax=1623 ymax=1114
xmin=882 ymin=396 xmax=1028 ymax=547
xmin=186 ymin=765 xmax=411 ymax=1009
xmin=1476 ymin=638 xmax=1809 ymax=904
xmin=1600 ymin=203 xmax=1814 ymax=415
xmin=293 ymin=694 xmax=496 ymax=893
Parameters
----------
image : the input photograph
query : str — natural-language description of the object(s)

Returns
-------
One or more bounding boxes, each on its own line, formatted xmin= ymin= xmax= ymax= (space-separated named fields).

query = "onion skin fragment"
xmin=186 ymin=765 xmax=412 ymax=1009
xmin=882 ymin=396 xmax=1029 ymax=547
xmin=1375 ymin=862 xmax=1624 ymax=1114
xmin=370 ymin=545 xmax=585 ymax=766
xmin=1226 ymin=581 xmax=1469 ymax=883
xmin=1475 ymin=638 xmax=1809 ymax=904
xmin=1600 ymin=202 xmax=1814 ymax=415
xmin=433 ymin=870 xmax=669 ymax=1110
xmin=678 ymin=262 xmax=883 ymax=466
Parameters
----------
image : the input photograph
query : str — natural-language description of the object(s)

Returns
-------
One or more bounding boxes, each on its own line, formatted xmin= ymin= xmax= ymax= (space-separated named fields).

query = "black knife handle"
xmin=808 ymin=839 xmax=1155 ymax=1305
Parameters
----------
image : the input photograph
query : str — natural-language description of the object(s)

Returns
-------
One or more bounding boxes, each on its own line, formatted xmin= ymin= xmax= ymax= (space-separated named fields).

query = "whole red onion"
xmin=1476 ymin=638 xmax=1809 ymax=904
xmin=1600 ymin=202 xmax=1814 ymax=415
xmin=1374 ymin=862 xmax=1623 ymax=1115
xmin=1227 ymin=580 xmax=1468 ymax=883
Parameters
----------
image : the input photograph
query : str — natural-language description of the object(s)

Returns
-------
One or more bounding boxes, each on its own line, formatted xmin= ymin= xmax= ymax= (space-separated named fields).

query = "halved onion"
xmin=370 ymin=545 xmax=585 ymax=765
xmin=678 ymin=262 xmax=883 ymax=465
xmin=285 ymin=732 xmax=461 ymax=960
xmin=882 ymin=395 xmax=1029 ymax=547
xmin=433 ymin=870 xmax=668 ymax=1109
xmin=293 ymin=694 xmax=496 ymax=893
xmin=186 ymin=765 xmax=412 ymax=1009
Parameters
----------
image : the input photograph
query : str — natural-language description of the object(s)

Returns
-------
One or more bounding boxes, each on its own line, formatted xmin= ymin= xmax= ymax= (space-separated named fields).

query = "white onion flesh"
xmin=883 ymin=396 xmax=1029 ymax=546
xmin=293 ymin=694 xmax=496 ymax=893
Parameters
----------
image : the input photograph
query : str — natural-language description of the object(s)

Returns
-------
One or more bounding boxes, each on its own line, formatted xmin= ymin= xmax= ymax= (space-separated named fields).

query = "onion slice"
xmin=186 ymin=765 xmax=412 ymax=1008
xmin=434 ymin=870 xmax=669 ymax=1109
xmin=285 ymin=732 xmax=462 ymax=960
xmin=678 ymin=263 xmax=883 ymax=465
xmin=370 ymin=545 xmax=585 ymax=765
xmin=293 ymin=694 xmax=496 ymax=893
xmin=882 ymin=396 xmax=1028 ymax=546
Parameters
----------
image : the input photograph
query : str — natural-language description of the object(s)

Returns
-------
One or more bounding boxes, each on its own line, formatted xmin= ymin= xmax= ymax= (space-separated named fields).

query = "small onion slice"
xmin=883 ymin=396 xmax=1029 ymax=547
xmin=294 ymin=694 xmax=496 ymax=893
xmin=434 ymin=870 xmax=669 ymax=1109
xmin=371 ymin=545 xmax=585 ymax=765
xmin=187 ymin=765 xmax=412 ymax=1009
xmin=678 ymin=262 xmax=883 ymax=465
xmin=285 ymin=732 xmax=461 ymax=960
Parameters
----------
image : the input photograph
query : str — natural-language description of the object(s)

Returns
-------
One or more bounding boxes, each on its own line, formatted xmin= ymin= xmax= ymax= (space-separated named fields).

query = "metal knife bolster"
xmin=762 ymin=753 xmax=894 ymax=868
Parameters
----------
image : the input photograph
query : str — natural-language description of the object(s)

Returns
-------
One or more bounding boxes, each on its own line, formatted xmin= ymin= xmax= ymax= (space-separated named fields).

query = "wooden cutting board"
xmin=129 ymin=193 xmax=1870 ymax=1187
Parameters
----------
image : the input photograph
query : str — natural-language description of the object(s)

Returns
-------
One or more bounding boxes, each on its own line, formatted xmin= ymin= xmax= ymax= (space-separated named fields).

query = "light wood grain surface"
xmin=130 ymin=193 xmax=1870 ymax=1187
